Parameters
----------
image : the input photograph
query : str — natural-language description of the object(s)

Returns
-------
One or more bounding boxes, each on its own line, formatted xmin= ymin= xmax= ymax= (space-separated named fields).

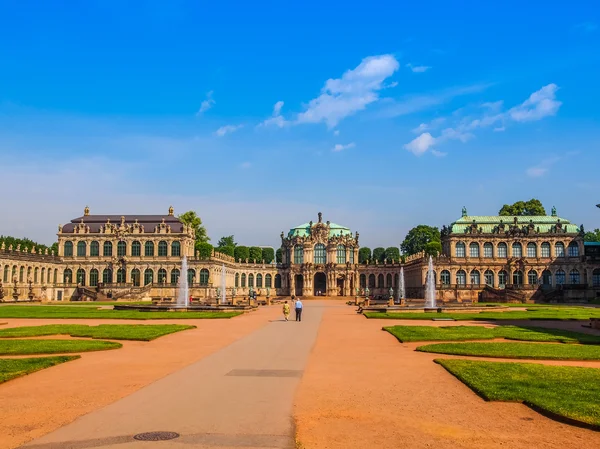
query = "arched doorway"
xmin=314 ymin=272 xmax=326 ymax=296
xmin=294 ymin=274 xmax=303 ymax=297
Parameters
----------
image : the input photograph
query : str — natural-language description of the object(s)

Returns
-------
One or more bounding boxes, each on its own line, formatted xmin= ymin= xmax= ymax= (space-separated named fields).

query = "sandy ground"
xmin=0 ymin=309 xmax=277 ymax=449
xmin=293 ymin=303 xmax=600 ymax=449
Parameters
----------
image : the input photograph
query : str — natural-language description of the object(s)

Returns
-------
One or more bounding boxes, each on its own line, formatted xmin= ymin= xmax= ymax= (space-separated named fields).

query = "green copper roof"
xmin=450 ymin=215 xmax=580 ymax=234
xmin=288 ymin=222 xmax=352 ymax=238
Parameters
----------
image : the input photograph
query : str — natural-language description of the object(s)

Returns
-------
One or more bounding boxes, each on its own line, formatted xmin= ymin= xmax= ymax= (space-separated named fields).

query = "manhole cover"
xmin=133 ymin=431 xmax=180 ymax=441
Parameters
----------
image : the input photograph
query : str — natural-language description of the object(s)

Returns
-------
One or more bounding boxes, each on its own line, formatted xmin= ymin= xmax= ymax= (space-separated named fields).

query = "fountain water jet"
xmin=398 ymin=266 xmax=405 ymax=302
xmin=221 ymin=264 xmax=226 ymax=305
xmin=177 ymin=256 xmax=189 ymax=307
xmin=424 ymin=255 xmax=436 ymax=309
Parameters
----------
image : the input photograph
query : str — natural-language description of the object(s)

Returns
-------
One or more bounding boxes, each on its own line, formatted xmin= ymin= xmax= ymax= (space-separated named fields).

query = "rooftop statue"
xmin=461 ymin=206 xmax=467 ymax=217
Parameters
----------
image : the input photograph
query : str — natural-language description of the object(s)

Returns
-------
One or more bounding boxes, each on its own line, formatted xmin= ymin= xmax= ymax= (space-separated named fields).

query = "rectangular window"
xmin=350 ymin=250 xmax=355 ymax=264
xmin=498 ymin=245 xmax=507 ymax=258
xmin=456 ymin=245 xmax=465 ymax=258
xmin=512 ymin=245 xmax=522 ymax=258
xmin=541 ymin=244 xmax=550 ymax=258
xmin=568 ymin=245 xmax=579 ymax=257
xmin=556 ymin=244 xmax=565 ymax=257
xmin=527 ymin=245 xmax=536 ymax=258
xmin=483 ymin=245 xmax=493 ymax=258
xmin=294 ymin=246 xmax=304 ymax=264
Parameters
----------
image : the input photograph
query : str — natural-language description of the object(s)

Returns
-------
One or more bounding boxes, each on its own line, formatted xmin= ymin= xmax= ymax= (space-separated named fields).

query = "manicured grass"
xmin=365 ymin=307 xmax=600 ymax=321
xmin=417 ymin=342 xmax=600 ymax=360
xmin=0 ymin=324 xmax=195 ymax=341
xmin=48 ymin=301 xmax=152 ymax=306
xmin=384 ymin=325 xmax=600 ymax=344
xmin=0 ymin=339 xmax=121 ymax=355
xmin=0 ymin=356 xmax=80 ymax=383
xmin=436 ymin=359 xmax=600 ymax=428
xmin=0 ymin=305 xmax=242 ymax=320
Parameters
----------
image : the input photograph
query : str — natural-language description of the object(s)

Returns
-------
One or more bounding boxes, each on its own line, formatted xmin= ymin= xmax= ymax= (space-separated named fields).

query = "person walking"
xmin=294 ymin=296 xmax=303 ymax=322
xmin=282 ymin=301 xmax=290 ymax=321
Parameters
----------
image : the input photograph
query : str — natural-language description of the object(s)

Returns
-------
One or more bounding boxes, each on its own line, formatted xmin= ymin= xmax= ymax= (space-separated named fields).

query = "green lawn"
xmin=418 ymin=341 xmax=600 ymax=360
xmin=0 ymin=339 xmax=121 ymax=355
xmin=365 ymin=307 xmax=600 ymax=321
xmin=384 ymin=325 xmax=600 ymax=344
xmin=0 ymin=356 xmax=80 ymax=383
xmin=0 ymin=324 xmax=195 ymax=341
xmin=436 ymin=359 xmax=600 ymax=428
xmin=47 ymin=301 xmax=152 ymax=306
xmin=0 ymin=305 xmax=242 ymax=320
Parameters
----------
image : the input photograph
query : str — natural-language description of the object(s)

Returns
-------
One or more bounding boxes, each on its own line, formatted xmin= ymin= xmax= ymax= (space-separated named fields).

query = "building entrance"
xmin=294 ymin=274 xmax=303 ymax=297
xmin=314 ymin=272 xmax=326 ymax=296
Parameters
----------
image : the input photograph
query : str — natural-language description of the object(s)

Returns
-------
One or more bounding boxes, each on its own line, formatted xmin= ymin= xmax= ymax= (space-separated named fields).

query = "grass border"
xmin=0 ymin=355 xmax=81 ymax=383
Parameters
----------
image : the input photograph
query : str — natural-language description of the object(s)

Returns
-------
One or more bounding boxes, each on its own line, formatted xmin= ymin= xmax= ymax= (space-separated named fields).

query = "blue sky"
xmin=1 ymin=0 xmax=599 ymax=248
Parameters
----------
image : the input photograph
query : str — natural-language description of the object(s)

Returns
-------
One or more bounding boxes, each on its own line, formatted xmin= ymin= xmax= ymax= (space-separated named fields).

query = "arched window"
xmin=103 ymin=241 xmax=113 ymax=257
xmin=483 ymin=243 xmax=493 ymax=258
xmin=90 ymin=269 xmax=99 ymax=287
xmin=144 ymin=269 xmax=154 ymax=285
xmin=64 ymin=241 xmax=73 ymax=257
xmin=455 ymin=242 xmax=466 ymax=258
xmin=117 ymin=268 xmax=126 ymax=283
xmin=456 ymin=270 xmax=466 ymax=285
xmin=188 ymin=269 xmax=195 ymax=286
xmin=592 ymin=269 xmax=600 ymax=287
xmin=337 ymin=245 xmax=347 ymax=264
xmin=555 ymin=269 xmax=566 ymax=285
xmin=170 ymin=269 xmax=180 ymax=285
xmin=513 ymin=270 xmax=523 ymax=285
xmin=34 ymin=267 xmax=39 ymax=283
xmin=63 ymin=269 xmax=72 ymax=284
xmin=541 ymin=242 xmax=551 ymax=258
xmin=542 ymin=270 xmax=552 ymax=285
xmin=248 ymin=274 xmax=254 ymax=288
xmin=386 ymin=273 xmax=393 ymax=288
xmin=131 ymin=241 xmax=141 ymax=257
xmin=41 ymin=268 xmax=45 ymax=284
xmin=294 ymin=246 xmax=304 ymax=264
xmin=171 ymin=241 xmax=181 ymax=257
xmin=27 ymin=267 xmax=31 ymax=281
xmin=90 ymin=241 xmax=99 ymax=257
xmin=528 ymin=270 xmax=538 ymax=285
xmin=484 ymin=270 xmax=494 ymax=286
xmin=257 ymin=274 xmax=263 ymax=288
xmin=235 ymin=273 xmax=239 ymax=287
xmin=241 ymin=273 xmax=246 ymax=288
xmin=3 ymin=265 xmax=8 ymax=282
xmin=360 ymin=274 xmax=367 ymax=288
xmin=498 ymin=270 xmax=507 ymax=287
xmin=469 ymin=242 xmax=480 ymax=258
xmin=470 ymin=270 xmax=480 ymax=286
xmin=441 ymin=270 xmax=450 ymax=285
xmin=158 ymin=241 xmax=168 ymax=257
xmin=77 ymin=241 xmax=86 ymax=257
xmin=19 ymin=266 xmax=24 ymax=282
xmin=567 ymin=242 xmax=579 ymax=257
xmin=76 ymin=267 xmax=85 ymax=285
xmin=569 ymin=269 xmax=580 ymax=284
xmin=131 ymin=268 xmax=141 ymax=287
xmin=377 ymin=274 xmax=384 ymax=288
xmin=314 ymin=244 xmax=326 ymax=264
xmin=12 ymin=266 xmax=17 ymax=282
xmin=555 ymin=242 xmax=565 ymax=257
xmin=368 ymin=274 xmax=375 ymax=288
xmin=497 ymin=242 xmax=508 ymax=258
xmin=117 ymin=241 xmax=127 ymax=257
xmin=53 ymin=269 xmax=58 ymax=283
xmin=103 ymin=268 xmax=112 ymax=284
xmin=275 ymin=274 xmax=281 ymax=288
xmin=350 ymin=249 xmax=355 ymax=264
xmin=265 ymin=274 xmax=272 ymax=288
xmin=526 ymin=242 xmax=537 ymax=258
xmin=145 ymin=241 xmax=154 ymax=257
xmin=195 ymin=269 xmax=206 ymax=285
xmin=512 ymin=243 xmax=522 ymax=258
xmin=158 ymin=268 xmax=167 ymax=284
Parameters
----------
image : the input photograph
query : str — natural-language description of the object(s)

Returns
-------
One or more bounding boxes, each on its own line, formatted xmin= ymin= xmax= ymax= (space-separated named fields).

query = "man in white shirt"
xmin=294 ymin=296 xmax=303 ymax=322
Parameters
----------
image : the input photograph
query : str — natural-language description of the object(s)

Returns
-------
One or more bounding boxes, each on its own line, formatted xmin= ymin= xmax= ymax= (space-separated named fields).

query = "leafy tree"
xmin=359 ymin=247 xmax=372 ymax=264
xmin=195 ymin=242 xmax=214 ymax=259
xmin=249 ymin=246 xmax=262 ymax=263
xmin=401 ymin=225 xmax=441 ymax=256
xmin=584 ymin=229 xmax=600 ymax=242
xmin=373 ymin=247 xmax=385 ymax=263
xmin=499 ymin=199 xmax=546 ymax=216
xmin=276 ymin=248 xmax=283 ymax=263
xmin=217 ymin=235 xmax=236 ymax=248
xmin=234 ymin=245 xmax=249 ymax=262
xmin=0 ymin=236 xmax=58 ymax=254
xmin=384 ymin=247 xmax=400 ymax=262
xmin=424 ymin=241 xmax=442 ymax=257
xmin=178 ymin=211 xmax=210 ymax=243
xmin=262 ymin=247 xmax=275 ymax=264
xmin=216 ymin=245 xmax=235 ymax=257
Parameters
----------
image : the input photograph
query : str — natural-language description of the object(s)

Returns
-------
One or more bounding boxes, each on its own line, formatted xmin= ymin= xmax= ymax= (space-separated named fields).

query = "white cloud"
xmin=197 ymin=90 xmax=215 ymax=115
xmin=412 ymin=123 xmax=429 ymax=133
xmin=296 ymin=54 xmax=400 ymax=128
xmin=431 ymin=150 xmax=447 ymax=157
xmin=493 ymin=126 xmax=506 ymax=132
xmin=240 ymin=161 xmax=252 ymax=169
xmin=406 ymin=63 xmax=431 ymax=73
xmin=526 ymin=167 xmax=548 ymax=177
xmin=333 ymin=130 xmax=340 ymax=136
xmin=215 ymin=124 xmax=243 ymax=137
xmin=508 ymin=84 xmax=562 ymax=122
xmin=259 ymin=101 xmax=287 ymax=128
xmin=332 ymin=142 xmax=355 ymax=152
xmin=404 ymin=132 xmax=436 ymax=156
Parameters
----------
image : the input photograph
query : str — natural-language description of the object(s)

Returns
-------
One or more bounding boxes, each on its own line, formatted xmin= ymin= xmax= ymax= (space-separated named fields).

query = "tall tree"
xmin=359 ymin=247 xmax=372 ymax=264
xmin=424 ymin=241 xmax=442 ymax=257
xmin=384 ymin=246 xmax=401 ymax=262
xmin=276 ymin=248 xmax=283 ymax=263
xmin=373 ymin=247 xmax=386 ymax=263
xmin=216 ymin=245 xmax=235 ymax=257
xmin=234 ymin=246 xmax=249 ymax=262
xmin=178 ymin=211 xmax=210 ymax=243
xmin=499 ymin=199 xmax=546 ymax=216
xmin=262 ymin=247 xmax=275 ymax=264
xmin=217 ymin=235 xmax=236 ymax=248
xmin=401 ymin=225 xmax=441 ymax=256
xmin=249 ymin=246 xmax=262 ymax=263
xmin=196 ymin=242 xmax=213 ymax=259
xmin=584 ymin=229 xmax=600 ymax=242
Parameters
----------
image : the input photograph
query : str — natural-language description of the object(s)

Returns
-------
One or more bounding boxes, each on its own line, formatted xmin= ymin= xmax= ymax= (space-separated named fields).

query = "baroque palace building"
xmin=0 ymin=206 xmax=599 ymax=303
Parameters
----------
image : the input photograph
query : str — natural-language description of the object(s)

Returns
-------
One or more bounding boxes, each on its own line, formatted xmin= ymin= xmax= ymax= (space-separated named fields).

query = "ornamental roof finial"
xmin=169 ymin=205 xmax=174 ymax=216
xmin=551 ymin=206 xmax=557 ymax=217
xmin=462 ymin=206 xmax=467 ymax=217
xmin=84 ymin=205 xmax=90 ymax=216
xmin=318 ymin=212 xmax=322 ymax=223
